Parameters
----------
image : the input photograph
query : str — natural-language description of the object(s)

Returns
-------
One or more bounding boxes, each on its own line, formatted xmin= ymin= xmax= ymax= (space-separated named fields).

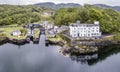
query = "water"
xmin=0 ymin=35 xmax=120 ymax=72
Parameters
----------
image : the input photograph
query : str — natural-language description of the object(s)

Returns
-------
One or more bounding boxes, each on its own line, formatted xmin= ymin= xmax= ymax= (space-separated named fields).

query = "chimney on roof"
xmin=94 ymin=21 xmax=99 ymax=25
xmin=77 ymin=20 xmax=80 ymax=24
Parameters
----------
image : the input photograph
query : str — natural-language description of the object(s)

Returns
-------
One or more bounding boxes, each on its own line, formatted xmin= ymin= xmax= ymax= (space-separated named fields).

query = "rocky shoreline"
xmin=0 ymin=34 xmax=40 ymax=45
xmin=49 ymin=40 xmax=64 ymax=47
xmin=48 ymin=39 xmax=120 ymax=55
xmin=0 ymin=37 xmax=27 ymax=45
xmin=1 ymin=35 xmax=120 ymax=56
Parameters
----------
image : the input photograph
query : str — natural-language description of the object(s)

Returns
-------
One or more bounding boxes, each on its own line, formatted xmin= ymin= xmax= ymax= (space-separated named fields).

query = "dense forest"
xmin=1 ymin=4 xmax=120 ymax=33
xmin=54 ymin=5 xmax=120 ymax=33
xmin=0 ymin=5 xmax=53 ymax=26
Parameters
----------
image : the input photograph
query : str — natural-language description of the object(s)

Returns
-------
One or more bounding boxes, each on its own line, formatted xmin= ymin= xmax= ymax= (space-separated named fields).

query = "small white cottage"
xmin=11 ymin=30 xmax=21 ymax=36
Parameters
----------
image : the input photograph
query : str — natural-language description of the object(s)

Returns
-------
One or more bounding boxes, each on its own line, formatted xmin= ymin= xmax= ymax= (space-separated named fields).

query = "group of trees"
xmin=0 ymin=5 xmax=53 ymax=26
xmin=54 ymin=5 xmax=120 ymax=33
xmin=1 ymin=4 xmax=120 ymax=33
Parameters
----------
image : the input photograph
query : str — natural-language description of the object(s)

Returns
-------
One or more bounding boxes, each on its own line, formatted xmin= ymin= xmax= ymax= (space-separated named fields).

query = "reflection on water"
xmin=70 ymin=54 xmax=98 ymax=65
xmin=0 ymin=35 xmax=120 ymax=72
xmin=69 ymin=45 xmax=120 ymax=66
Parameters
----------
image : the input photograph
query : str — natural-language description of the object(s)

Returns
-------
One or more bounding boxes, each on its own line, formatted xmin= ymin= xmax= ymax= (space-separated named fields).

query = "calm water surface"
xmin=0 ymin=35 xmax=120 ymax=72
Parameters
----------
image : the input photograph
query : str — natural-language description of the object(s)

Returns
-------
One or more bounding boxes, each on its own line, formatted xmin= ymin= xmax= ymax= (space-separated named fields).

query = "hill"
xmin=54 ymin=5 xmax=120 ymax=33
xmin=93 ymin=4 xmax=120 ymax=11
xmin=34 ymin=2 xmax=120 ymax=11
xmin=0 ymin=5 xmax=54 ymax=26
xmin=34 ymin=2 xmax=81 ymax=9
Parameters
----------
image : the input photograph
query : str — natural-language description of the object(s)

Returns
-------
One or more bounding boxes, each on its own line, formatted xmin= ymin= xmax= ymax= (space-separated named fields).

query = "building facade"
xmin=11 ymin=30 xmax=21 ymax=36
xmin=69 ymin=21 xmax=102 ymax=38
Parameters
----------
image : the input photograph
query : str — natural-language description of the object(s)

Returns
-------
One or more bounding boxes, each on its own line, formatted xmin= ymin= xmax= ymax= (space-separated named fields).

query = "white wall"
xmin=70 ymin=25 xmax=101 ymax=38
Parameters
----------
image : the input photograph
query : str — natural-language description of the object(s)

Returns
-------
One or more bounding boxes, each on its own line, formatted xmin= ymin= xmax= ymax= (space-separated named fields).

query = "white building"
xmin=69 ymin=21 xmax=102 ymax=38
xmin=11 ymin=30 xmax=21 ymax=36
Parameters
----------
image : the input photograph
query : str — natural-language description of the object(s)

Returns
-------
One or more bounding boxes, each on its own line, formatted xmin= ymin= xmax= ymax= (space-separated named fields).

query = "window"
xmin=88 ymin=34 xmax=90 ymax=36
xmin=74 ymin=34 xmax=76 ymax=36
xmin=92 ymin=33 xmax=94 ymax=35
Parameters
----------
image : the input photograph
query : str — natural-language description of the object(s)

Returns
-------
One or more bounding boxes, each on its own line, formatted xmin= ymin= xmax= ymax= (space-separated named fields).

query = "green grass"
xmin=34 ymin=29 xmax=40 ymax=38
xmin=47 ymin=34 xmax=62 ymax=42
xmin=114 ymin=33 xmax=120 ymax=40
xmin=0 ymin=27 xmax=27 ymax=40
xmin=0 ymin=33 xmax=7 ymax=40
xmin=47 ymin=34 xmax=71 ymax=47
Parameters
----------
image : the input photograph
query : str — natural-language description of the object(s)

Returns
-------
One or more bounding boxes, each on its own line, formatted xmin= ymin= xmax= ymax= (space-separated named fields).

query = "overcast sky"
xmin=0 ymin=0 xmax=120 ymax=6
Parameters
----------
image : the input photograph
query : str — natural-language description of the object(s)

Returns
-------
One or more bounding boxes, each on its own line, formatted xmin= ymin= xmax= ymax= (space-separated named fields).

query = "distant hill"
xmin=0 ymin=5 xmax=54 ymax=26
xmin=34 ymin=2 xmax=120 ymax=11
xmin=34 ymin=2 xmax=81 ymax=9
xmin=93 ymin=4 xmax=120 ymax=11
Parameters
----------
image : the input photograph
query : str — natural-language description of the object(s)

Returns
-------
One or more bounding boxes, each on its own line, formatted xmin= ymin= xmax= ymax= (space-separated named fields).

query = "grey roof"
xmin=12 ymin=30 xmax=21 ymax=33
xmin=70 ymin=23 xmax=99 ymax=27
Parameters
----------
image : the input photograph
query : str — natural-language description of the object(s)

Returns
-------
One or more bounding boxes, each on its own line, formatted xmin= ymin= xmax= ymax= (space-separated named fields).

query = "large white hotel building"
xmin=69 ymin=21 xmax=102 ymax=38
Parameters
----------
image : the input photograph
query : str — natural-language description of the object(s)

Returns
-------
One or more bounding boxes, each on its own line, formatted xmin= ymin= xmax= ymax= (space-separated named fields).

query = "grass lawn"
xmin=0 ymin=33 xmax=7 ymax=40
xmin=0 ymin=27 xmax=27 ymax=40
xmin=46 ymin=34 xmax=62 ymax=42
xmin=114 ymin=33 xmax=120 ymax=40
xmin=34 ymin=29 xmax=40 ymax=38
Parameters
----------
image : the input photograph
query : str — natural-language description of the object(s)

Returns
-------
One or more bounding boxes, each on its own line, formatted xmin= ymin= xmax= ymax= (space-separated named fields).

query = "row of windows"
xmin=73 ymin=27 xmax=99 ymax=30
xmin=73 ymin=33 xmax=100 ymax=37
xmin=91 ymin=33 xmax=100 ymax=35
xmin=72 ymin=25 xmax=99 ymax=27
xmin=73 ymin=30 xmax=99 ymax=33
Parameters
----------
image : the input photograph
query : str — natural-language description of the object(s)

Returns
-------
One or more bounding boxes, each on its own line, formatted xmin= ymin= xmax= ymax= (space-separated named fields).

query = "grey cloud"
xmin=0 ymin=0 xmax=120 ymax=6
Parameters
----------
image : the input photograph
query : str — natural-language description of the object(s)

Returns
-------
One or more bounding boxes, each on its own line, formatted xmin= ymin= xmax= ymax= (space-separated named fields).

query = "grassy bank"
xmin=46 ymin=34 xmax=62 ymax=42
xmin=34 ymin=29 xmax=40 ymax=38
xmin=0 ymin=33 xmax=7 ymax=40
xmin=46 ymin=34 xmax=71 ymax=48
xmin=0 ymin=27 xmax=27 ymax=40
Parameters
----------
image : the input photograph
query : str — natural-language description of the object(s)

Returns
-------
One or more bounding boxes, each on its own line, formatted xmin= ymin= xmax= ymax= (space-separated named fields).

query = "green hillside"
xmin=54 ymin=5 xmax=120 ymax=33
xmin=0 ymin=5 xmax=53 ymax=26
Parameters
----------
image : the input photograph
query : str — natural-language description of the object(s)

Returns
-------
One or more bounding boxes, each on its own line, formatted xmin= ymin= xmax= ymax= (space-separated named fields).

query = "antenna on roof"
xmin=77 ymin=20 xmax=80 ymax=24
xmin=94 ymin=21 xmax=99 ymax=25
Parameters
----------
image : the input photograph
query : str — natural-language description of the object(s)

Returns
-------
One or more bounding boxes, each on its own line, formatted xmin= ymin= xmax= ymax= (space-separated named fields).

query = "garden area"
xmin=0 ymin=26 xmax=27 ymax=40
xmin=47 ymin=34 xmax=71 ymax=47
xmin=34 ymin=29 xmax=40 ymax=38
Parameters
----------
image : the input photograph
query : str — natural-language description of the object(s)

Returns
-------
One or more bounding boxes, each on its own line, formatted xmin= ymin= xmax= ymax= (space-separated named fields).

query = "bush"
xmin=20 ymin=28 xmax=27 ymax=36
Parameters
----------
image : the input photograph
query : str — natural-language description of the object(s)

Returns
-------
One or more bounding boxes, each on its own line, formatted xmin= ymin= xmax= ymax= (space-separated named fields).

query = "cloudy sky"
xmin=0 ymin=0 xmax=120 ymax=6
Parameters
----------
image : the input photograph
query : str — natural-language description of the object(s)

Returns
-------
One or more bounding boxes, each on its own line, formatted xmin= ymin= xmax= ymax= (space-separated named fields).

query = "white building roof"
xmin=70 ymin=21 xmax=100 ymax=27
xmin=70 ymin=23 xmax=99 ymax=27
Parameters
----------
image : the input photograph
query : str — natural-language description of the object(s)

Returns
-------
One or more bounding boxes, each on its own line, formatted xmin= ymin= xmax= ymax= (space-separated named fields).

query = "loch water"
xmin=0 ymin=35 xmax=120 ymax=72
